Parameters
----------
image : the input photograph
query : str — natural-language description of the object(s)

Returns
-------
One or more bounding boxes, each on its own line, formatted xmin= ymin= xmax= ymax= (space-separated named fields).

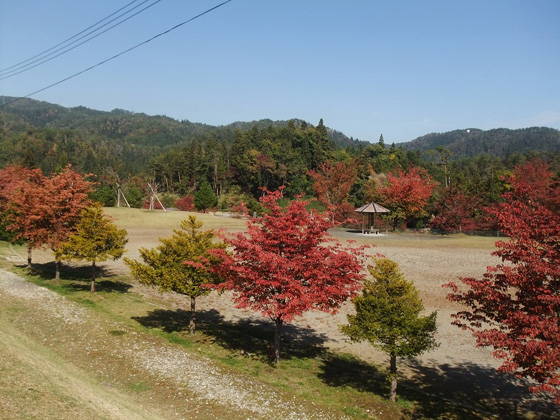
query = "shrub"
xmin=175 ymin=195 xmax=195 ymax=211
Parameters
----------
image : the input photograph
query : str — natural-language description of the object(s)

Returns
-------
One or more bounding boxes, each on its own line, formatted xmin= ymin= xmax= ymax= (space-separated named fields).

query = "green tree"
xmin=123 ymin=183 xmax=144 ymax=208
xmin=194 ymin=181 xmax=218 ymax=212
xmin=124 ymin=216 xmax=225 ymax=334
xmin=341 ymin=258 xmax=438 ymax=402
xmin=89 ymin=184 xmax=117 ymax=207
xmin=61 ymin=204 xmax=128 ymax=292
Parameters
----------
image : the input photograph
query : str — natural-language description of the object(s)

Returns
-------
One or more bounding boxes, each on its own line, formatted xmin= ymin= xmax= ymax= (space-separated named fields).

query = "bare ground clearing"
xmin=4 ymin=207 xmax=559 ymax=418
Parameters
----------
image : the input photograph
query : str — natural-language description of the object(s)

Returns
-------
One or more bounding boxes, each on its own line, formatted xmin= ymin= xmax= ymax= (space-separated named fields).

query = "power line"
xmin=0 ymin=0 xmax=233 ymax=108
xmin=0 ymin=0 xmax=143 ymax=74
xmin=0 ymin=0 xmax=162 ymax=80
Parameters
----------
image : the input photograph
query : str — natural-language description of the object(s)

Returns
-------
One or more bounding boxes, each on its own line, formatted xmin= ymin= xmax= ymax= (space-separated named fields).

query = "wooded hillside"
xmin=1 ymin=97 xmax=559 ymax=227
xmin=400 ymin=127 xmax=560 ymax=159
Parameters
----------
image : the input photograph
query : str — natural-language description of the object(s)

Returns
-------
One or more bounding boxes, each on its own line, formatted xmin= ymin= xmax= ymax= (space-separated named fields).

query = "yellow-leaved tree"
xmin=124 ymin=216 xmax=225 ymax=335
xmin=61 ymin=204 xmax=128 ymax=292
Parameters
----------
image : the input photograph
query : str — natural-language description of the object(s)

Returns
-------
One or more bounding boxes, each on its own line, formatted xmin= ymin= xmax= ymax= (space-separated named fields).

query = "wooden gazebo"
xmin=354 ymin=202 xmax=390 ymax=234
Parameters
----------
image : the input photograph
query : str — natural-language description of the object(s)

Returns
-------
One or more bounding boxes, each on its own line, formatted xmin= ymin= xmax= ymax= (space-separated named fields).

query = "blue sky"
xmin=1 ymin=0 xmax=559 ymax=143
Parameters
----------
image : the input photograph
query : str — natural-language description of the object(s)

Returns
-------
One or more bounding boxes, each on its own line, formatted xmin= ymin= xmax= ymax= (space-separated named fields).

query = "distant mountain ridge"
xmin=1 ymin=97 xmax=558 ymax=159
xmin=399 ymin=127 xmax=560 ymax=159
xmin=0 ymin=97 xmax=362 ymax=149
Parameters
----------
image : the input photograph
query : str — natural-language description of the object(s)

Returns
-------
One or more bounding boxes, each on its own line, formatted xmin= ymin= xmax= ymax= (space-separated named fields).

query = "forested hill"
xmin=0 ymin=97 xmax=361 ymax=149
xmin=2 ymin=96 xmax=560 ymax=214
xmin=400 ymin=127 xmax=560 ymax=159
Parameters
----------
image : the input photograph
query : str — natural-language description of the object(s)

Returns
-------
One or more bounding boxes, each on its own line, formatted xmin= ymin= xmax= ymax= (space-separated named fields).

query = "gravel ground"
xmin=4 ymin=222 xmax=559 ymax=418
xmin=0 ymin=268 xmax=346 ymax=420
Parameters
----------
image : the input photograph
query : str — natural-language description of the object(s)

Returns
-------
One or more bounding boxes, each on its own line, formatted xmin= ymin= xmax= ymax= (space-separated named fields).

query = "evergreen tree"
xmin=341 ymin=258 xmax=438 ymax=401
xmin=194 ymin=181 xmax=218 ymax=212
xmin=124 ymin=216 xmax=225 ymax=334
xmin=61 ymin=204 xmax=128 ymax=292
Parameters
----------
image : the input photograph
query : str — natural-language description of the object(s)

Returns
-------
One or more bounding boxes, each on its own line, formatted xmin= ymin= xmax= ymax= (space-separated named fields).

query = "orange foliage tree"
xmin=0 ymin=165 xmax=93 ymax=278
xmin=378 ymin=166 xmax=438 ymax=229
xmin=308 ymin=159 xmax=358 ymax=223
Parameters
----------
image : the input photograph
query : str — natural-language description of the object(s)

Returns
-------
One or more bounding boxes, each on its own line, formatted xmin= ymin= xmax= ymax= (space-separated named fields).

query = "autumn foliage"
xmin=445 ymin=159 xmax=560 ymax=401
xmin=0 ymin=165 xmax=93 ymax=276
xmin=211 ymin=188 xmax=369 ymax=362
xmin=377 ymin=166 xmax=438 ymax=229
xmin=308 ymin=159 xmax=358 ymax=223
xmin=429 ymin=186 xmax=482 ymax=233
xmin=175 ymin=195 xmax=195 ymax=211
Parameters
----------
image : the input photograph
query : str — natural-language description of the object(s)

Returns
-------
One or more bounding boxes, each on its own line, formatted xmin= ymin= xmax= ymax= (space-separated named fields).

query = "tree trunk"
xmin=27 ymin=246 xmax=32 ymax=269
xmin=90 ymin=261 xmax=96 ymax=293
xmin=55 ymin=258 xmax=61 ymax=281
xmin=189 ymin=296 xmax=196 ymax=335
xmin=389 ymin=352 xmax=398 ymax=402
xmin=273 ymin=317 xmax=283 ymax=363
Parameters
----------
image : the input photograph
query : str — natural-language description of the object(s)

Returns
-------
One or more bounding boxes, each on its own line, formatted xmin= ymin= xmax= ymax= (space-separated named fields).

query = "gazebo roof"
xmin=354 ymin=202 xmax=390 ymax=213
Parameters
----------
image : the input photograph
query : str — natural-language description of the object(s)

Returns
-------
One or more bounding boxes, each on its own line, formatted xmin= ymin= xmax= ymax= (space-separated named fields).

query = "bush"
xmin=175 ymin=195 xmax=195 ymax=211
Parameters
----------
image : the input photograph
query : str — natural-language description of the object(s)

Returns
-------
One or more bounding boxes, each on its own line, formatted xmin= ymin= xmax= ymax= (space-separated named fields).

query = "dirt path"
xmin=0 ymin=320 xmax=163 ymax=420
xmin=0 ymin=268 xmax=345 ymax=420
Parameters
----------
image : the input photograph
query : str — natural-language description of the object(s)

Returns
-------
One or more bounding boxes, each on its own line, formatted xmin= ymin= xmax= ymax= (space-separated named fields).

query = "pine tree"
xmin=124 ymin=216 xmax=225 ymax=334
xmin=341 ymin=258 xmax=438 ymax=401
xmin=194 ymin=181 xmax=218 ymax=212
xmin=61 ymin=204 xmax=128 ymax=292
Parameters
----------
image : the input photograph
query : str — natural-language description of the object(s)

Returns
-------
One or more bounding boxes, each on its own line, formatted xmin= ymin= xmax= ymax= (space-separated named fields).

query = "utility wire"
xmin=0 ymin=0 xmax=142 ymax=74
xmin=0 ymin=0 xmax=233 ymax=108
xmin=0 ymin=0 xmax=162 ymax=80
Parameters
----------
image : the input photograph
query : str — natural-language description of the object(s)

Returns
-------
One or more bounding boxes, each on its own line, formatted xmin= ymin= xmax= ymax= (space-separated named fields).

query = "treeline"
xmin=1 ymin=97 xmax=560 ymax=229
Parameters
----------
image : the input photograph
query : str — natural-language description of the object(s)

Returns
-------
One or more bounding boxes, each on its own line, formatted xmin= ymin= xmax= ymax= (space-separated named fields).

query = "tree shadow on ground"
xmin=133 ymin=308 xmax=330 ymax=362
xmin=26 ymin=262 xmax=131 ymax=293
xmin=402 ymin=359 xmax=560 ymax=420
xmin=318 ymin=353 xmax=388 ymax=397
xmin=61 ymin=279 xmax=132 ymax=293
xmin=319 ymin=353 xmax=559 ymax=420
xmin=132 ymin=308 xmax=222 ymax=334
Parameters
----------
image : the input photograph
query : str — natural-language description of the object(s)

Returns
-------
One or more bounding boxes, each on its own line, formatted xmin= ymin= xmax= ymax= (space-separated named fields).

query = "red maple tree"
xmin=1 ymin=165 xmax=93 ymax=278
xmin=210 ymin=188 xmax=369 ymax=362
xmin=0 ymin=165 xmax=49 ymax=267
xmin=175 ymin=195 xmax=195 ymax=211
xmin=378 ymin=166 xmax=438 ymax=229
xmin=308 ymin=159 xmax=358 ymax=223
xmin=429 ymin=185 xmax=482 ymax=233
xmin=445 ymin=159 xmax=560 ymax=402
xmin=47 ymin=165 xmax=94 ymax=278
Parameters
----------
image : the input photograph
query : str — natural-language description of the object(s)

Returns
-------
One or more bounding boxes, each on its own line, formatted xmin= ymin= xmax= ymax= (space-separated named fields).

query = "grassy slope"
xmin=0 ymin=210 xmax=556 ymax=419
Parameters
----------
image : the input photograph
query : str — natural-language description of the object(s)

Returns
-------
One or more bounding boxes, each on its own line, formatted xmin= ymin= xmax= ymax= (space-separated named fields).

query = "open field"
xmin=1 ymin=207 xmax=558 ymax=419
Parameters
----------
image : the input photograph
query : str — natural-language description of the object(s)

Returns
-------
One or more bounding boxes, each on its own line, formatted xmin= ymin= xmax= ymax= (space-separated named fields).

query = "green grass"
xmin=127 ymin=381 xmax=151 ymax=393
xmin=0 ymin=209 xmax=551 ymax=419
xmin=2 ymin=252 xmax=551 ymax=419
xmin=3 ymin=258 xmax=403 ymax=419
